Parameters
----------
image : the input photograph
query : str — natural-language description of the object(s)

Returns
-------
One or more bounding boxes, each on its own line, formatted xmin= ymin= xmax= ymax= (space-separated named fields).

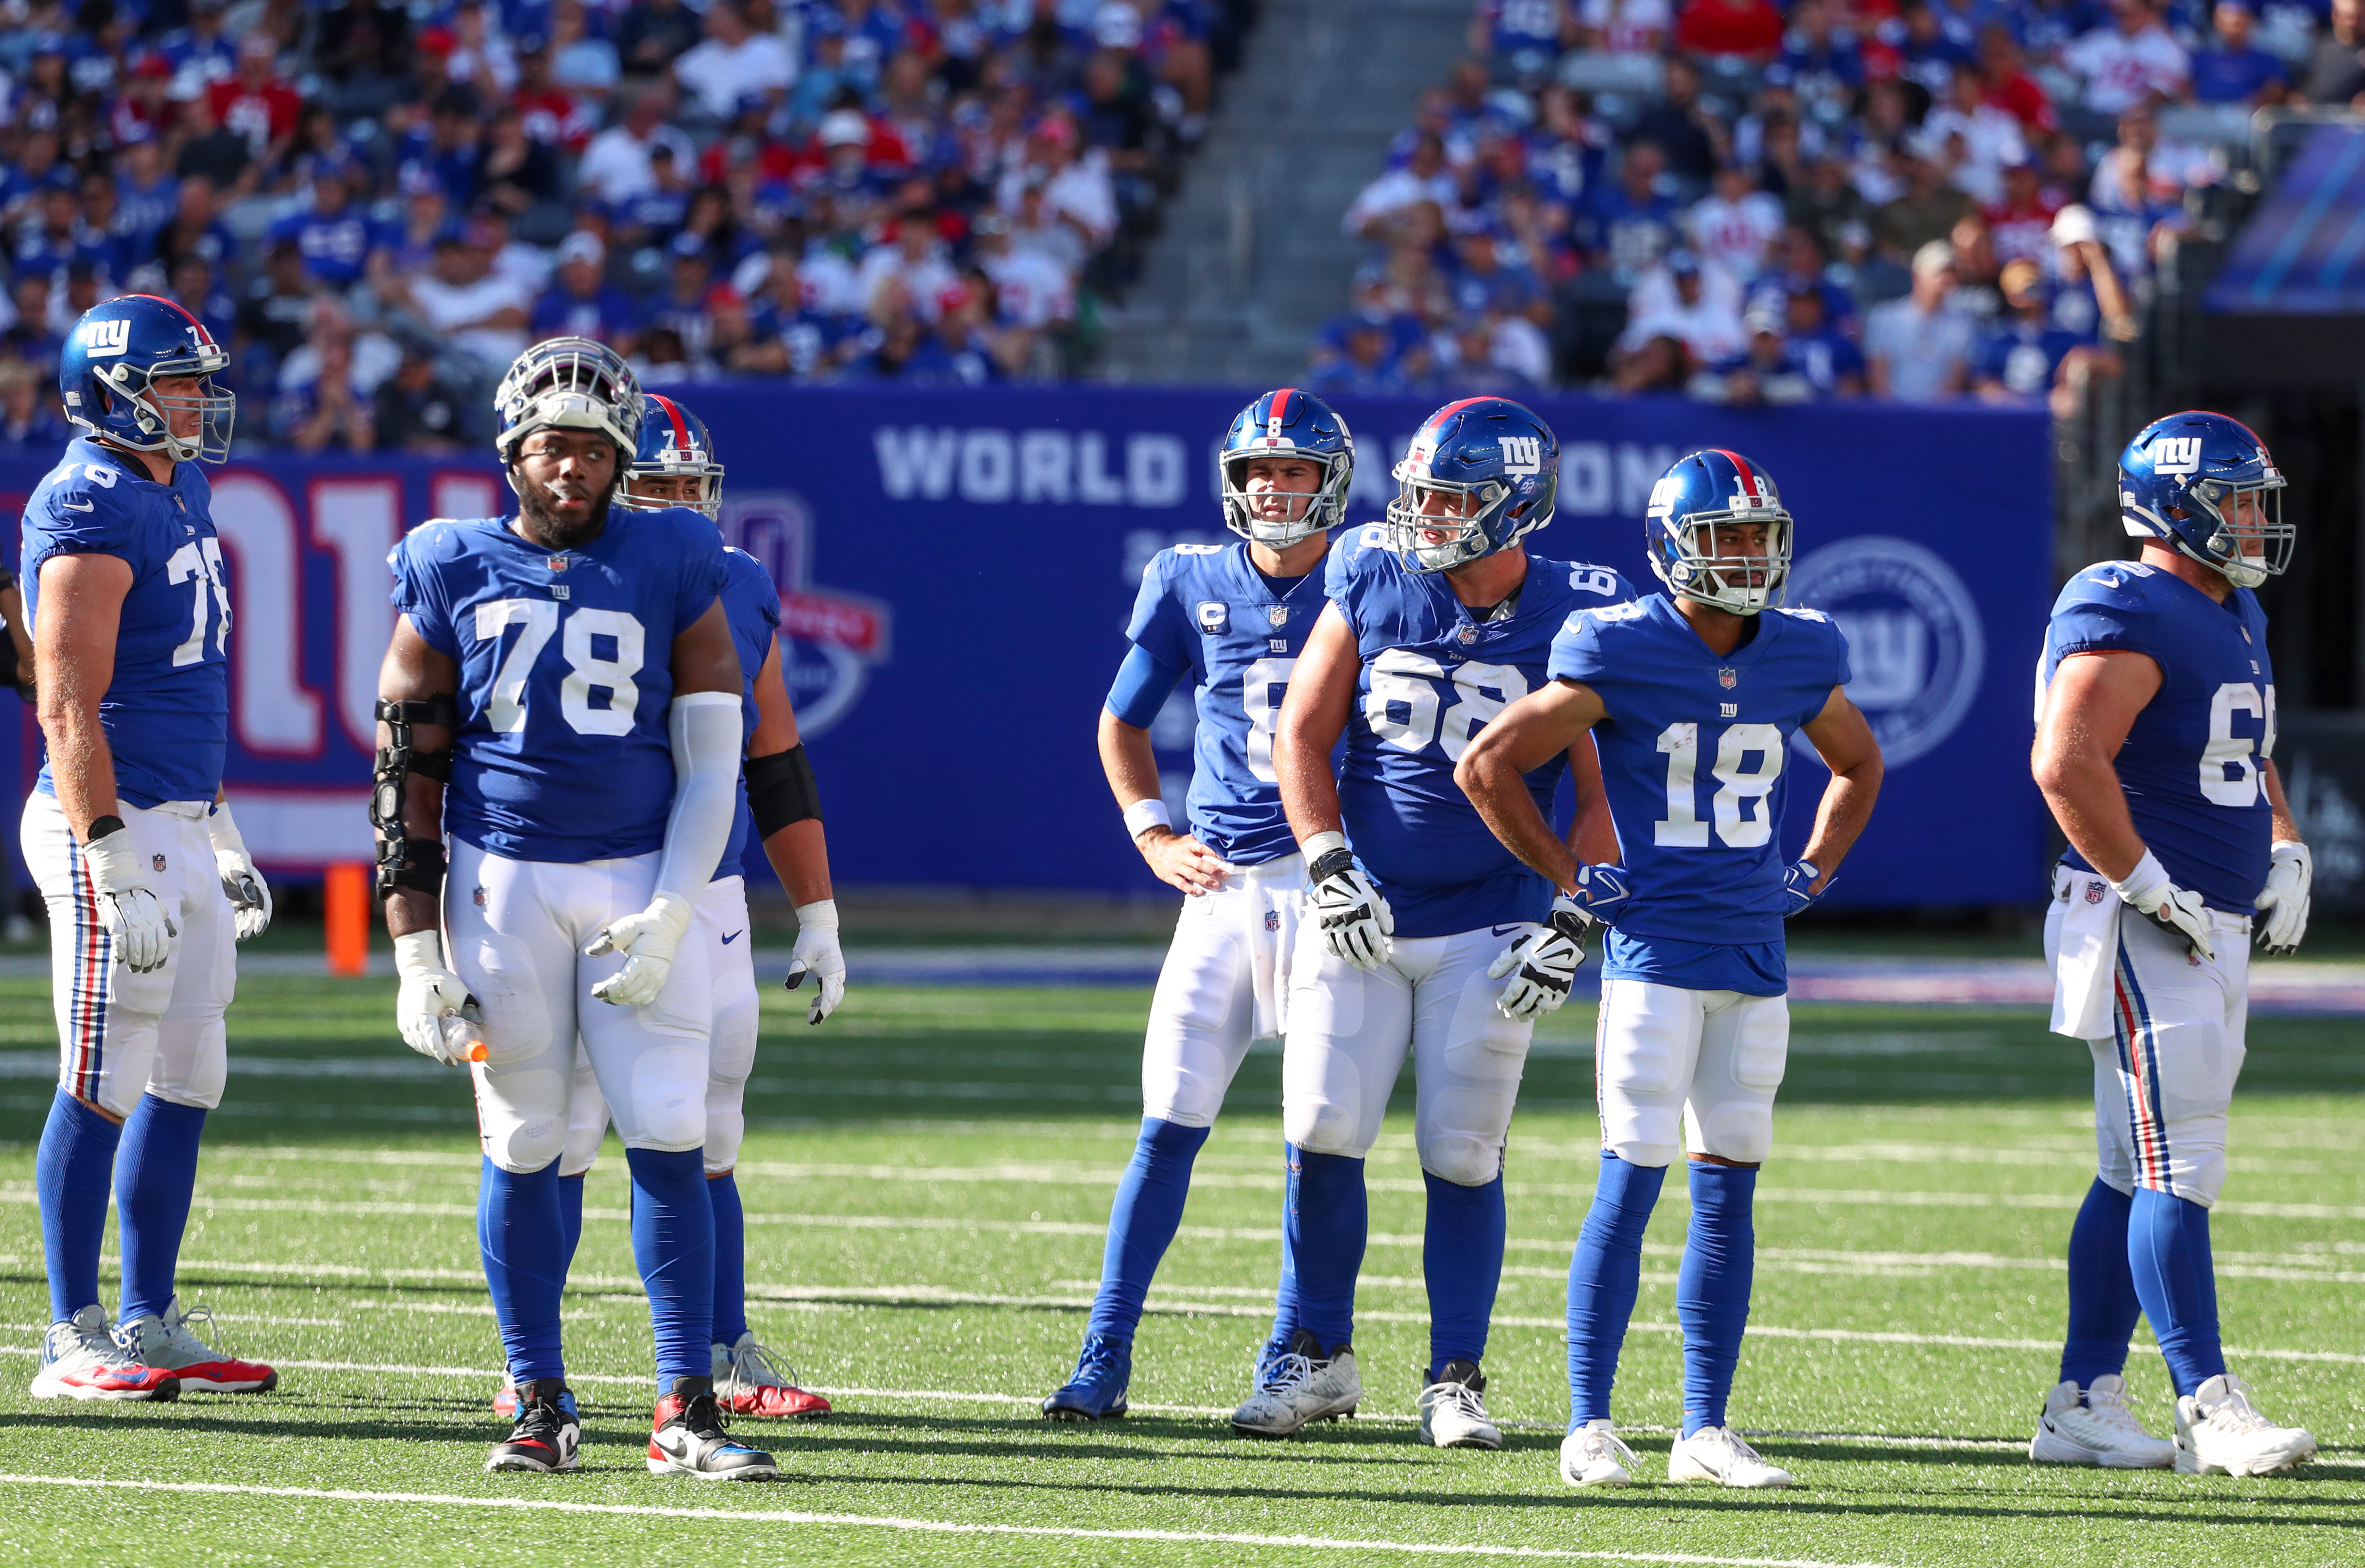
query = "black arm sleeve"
xmin=746 ymin=743 xmax=822 ymax=839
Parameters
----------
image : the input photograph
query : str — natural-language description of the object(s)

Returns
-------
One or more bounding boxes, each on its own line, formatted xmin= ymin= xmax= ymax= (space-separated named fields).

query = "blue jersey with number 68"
xmin=21 ymin=435 xmax=229 ymax=807
xmin=390 ymin=506 xmax=728 ymax=865
xmin=1330 ymin=524 xmax=1634 ymax=938
xmin=1551 ymin=593 xmax=1849 ymax=995
xmin=2041 ymin=560 xmax=2274 ymax=911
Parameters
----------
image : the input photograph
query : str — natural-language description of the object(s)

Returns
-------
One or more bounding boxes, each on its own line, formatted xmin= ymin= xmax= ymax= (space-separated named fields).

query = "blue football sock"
xmin=1284 ymin=1144 xmax=1367 ymax=1352
xmin=626 ymin=1145 xmax=715 ymax=1390
xmin=1086 ymin=1116 xmax=1209 ymax=1343
xmin=2060 ymin=1178 xmax=2140 ymax=1387
xmin=709 ymin=1170 xmax=747 ymax=1348
xmin=2128 ymin=1186 xmax=2225 ymax=1396
xmin=479 ymin=1157 xmax=567 ymax=1384
xmin=1566 ymin=1151 xmax=1666 ymax=1429
xmin=1678 ymin=1162 xmax=1758 ymax=1436
xmin=1423 ymin=1169 xmax=1505 ymax=1377
xmin=114 ymin=1094 xmax=206 ymax=1324
xmin=35 ymin=1090 xmax=122 ymax=1323
xmin=557 ymin=1172 xmax=586 ymax=1276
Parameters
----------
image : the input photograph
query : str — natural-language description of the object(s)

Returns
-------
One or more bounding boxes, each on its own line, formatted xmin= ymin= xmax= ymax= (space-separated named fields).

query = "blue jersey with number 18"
xmin=1329 ymin=524 xmax=1635 ymax=938
xmin=389 ymin=506 xmax=728 ymax=865
xmin=1550 ymin=592 xmax=1849 ymax=996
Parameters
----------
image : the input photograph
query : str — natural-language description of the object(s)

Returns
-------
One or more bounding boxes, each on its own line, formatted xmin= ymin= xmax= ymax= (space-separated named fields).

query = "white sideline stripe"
xmin=0 ymin=1475 xmax=1903 ymax=1568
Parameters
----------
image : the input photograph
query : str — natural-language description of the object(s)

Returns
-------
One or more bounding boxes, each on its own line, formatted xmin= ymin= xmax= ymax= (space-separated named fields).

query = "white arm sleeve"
xmin=654 ymin=689 xmax=745 ymax=902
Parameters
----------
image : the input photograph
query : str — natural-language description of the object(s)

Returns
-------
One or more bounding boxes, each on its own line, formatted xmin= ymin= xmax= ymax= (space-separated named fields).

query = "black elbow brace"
xmin=746 ymin=743 xmax=822 ymax=838
xmin=373 ymin=696 xmax=458 ymax=897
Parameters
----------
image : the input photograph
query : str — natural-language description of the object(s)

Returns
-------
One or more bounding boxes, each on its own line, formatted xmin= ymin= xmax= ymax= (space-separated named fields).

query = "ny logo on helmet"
xmin=2153 ymin=436 xmax=2204 ymax=476
xmin=79 ymin=320 xmax=130 ymax=357
xmin=1500 ymin=436 xmax=1543 ymax=476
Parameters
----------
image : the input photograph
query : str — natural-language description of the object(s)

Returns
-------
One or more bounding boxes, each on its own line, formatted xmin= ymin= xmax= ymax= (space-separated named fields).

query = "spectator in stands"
xmin=0 ymin=361 xmax=69 ymax=448
xmin=2193 ymin=1 xmax=2293 ymax=102
xmin=1948 ymin=213 xmax=2004 ymax=322
xmin=1005 ymin=114 xmax=1119 ymax=263
xmin=1675 ymin=0 xmax=1787 ymax=63
xmin=154 ymin=0 xmax=239 ymax=101
xmin=1631 ymin=58 xmax=1720 ymax=183
xmin=174 ymin=93 xmax=254 ymax=196
xmin=675 ymin=1 xmax=797 ymax=124
xmin=2304 ymin=0 xmax=2365 ymax=102
xmin=975 ymin=210 xmax=1077 ymax=333
xmin=1885 ymin=0 xmax=1976 ymax=101
xmin=1978 ymin=26 xmax=2059 ymax=133
xmin=1921 ymin=63 xmax=2028 ymax=205
xmin=1974 ymin=256 xmax=2116 ymax=416
xmin=1985 ymin=154 xmax=2063 ymax=265
xmin=1617 ymin=249 xmax=1745 ymax=369
xmin=1585 ymin=139 xmax=1684 ymax=282
xmin=532 ymin=231 xmax=642 ymax=348
xmin=209 ymin=33 xmax=303 ymax=169
xmin=2087 ymin=110 xmax=2192 ymax=281
xmin=390 ymin=232 xmax=532 ymax=373
xmin=579 ymin=81 xmax=698 ymax=204
xmin=1770 ymin=0 xmax=1865 ymax=121
xmin=238 ymin=238 xmax=321 ymax=367
xmin=269 ymin=165 xmax=372 ymax=289
xmin=1687 ymin=160 xmax=1785 ymax=278
xmin=859 ymin=211 xmax=961 ymax=323
xmin=1579 ymin=0 xmax=1673 ymax=52
xmin=481 ymin=105 xmax=566 ymax=219
xmin=1874 ymin=150 xmax=1979 ymax=263
xmin=1345 ymin=134 xmax=1459 ymax=240
xmin=373 ymin=343 xmax=471 ymax=453
xmin=314 ymin=0 xmax=413 ymax=117
xmin=1690 ymin=300 xmax=1815 ymax=402
xmin=2061 ymin=0 xmax=2191 ymax=115
xmin=2050 ymin=204 xmax=2136 ymax=339
xmin=1786 ymin=155 xmax=1868 ymax=261
xmin=550 ymin=0 xmax=625 ymax=98
xmin=275 ymin=307 xmax=381 ymax=454
xmin=169 ymin=254 xmax=240 ymax=350
xmin=1865 ymin=239 xmax=1973 ymax=401
xmin=114 ymin=131 xmax=180 ymax=264
xmin=619 ymin=0 xmax=705 ymax=79
xmin=1605 ymin=330 xmax=1690 ymax=391
xmin=1781 ymin=278 xmax=1867 ymax=394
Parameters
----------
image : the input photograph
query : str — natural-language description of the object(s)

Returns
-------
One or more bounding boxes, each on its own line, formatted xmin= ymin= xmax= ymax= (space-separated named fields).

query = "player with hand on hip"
xmin=1458 ymin=449 xmax=1882 ymax=1490
xmin=2029 ymin=412 xmax=2316 ymax=1477
xmin=1239 ymin=396 xmax=1630 ymax=1449
xmin=375 ymin=340 xmax=775 ymax=1480
xmin=1043 ymin=388 xmax=1352 ymax=1421
xmin=25 ymin=294 xmax=278 ymax=1404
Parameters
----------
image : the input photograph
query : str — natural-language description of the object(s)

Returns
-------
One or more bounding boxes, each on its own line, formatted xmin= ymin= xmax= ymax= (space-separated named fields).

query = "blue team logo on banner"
xmin=720 ymin=489 xmax=891 ymax=740
xmin=1788 ymin=536 xmax=1986 ymax=768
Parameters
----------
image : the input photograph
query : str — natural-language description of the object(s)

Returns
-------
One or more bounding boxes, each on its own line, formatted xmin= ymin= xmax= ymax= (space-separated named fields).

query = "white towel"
xmin=2050 ymin=865 xmax=2121 ymax=1040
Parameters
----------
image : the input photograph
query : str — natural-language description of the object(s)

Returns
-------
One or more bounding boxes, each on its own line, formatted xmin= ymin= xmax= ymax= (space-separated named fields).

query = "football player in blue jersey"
xmin=374 ymin=340 xmax=777 ymax=1480
xmin=2026 ymin=412 xmax=2316 ymax=1477
xmin=1241 ymin=396 xmax=1633 ymax=1448
xmin=1458 ymin=447 xmax=1883 ymax=1489
xmin=25 ymin=294 xmax=280 ymax=1405
xmin=494 ymin=392 xmax=841 ymax=1424
xmin=1041 ymin=388 xmax=1354 ymax=1422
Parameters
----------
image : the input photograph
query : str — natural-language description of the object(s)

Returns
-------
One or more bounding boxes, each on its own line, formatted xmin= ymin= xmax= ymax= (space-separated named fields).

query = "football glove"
xmin=1488 ymin=894 xmax=1591 ymax=1021
xmin=2111 ymin=849 xmax=2215 ymax=963
xmin=1306 ymin=833 xmax=1393 ymax=970
xmin=204 ymin=801 xmax=272 ymax=942
xmin=2254 ymin=839 xmax=2311 ymax=956
xmin=586 ymin=891 xmax=695 ymax=1007
xmin=393 ymin=929 xmax=473 ymax=1064
xmin=784 ymin=896 xmax=847 ymax=1025
xmin=1569 ymin=861 xmax=1630 ymax=921
xmin=1781 ymin=860 xmax=1828 ymax=918
xmin=80 ymin=820 xmax=175 ymax=973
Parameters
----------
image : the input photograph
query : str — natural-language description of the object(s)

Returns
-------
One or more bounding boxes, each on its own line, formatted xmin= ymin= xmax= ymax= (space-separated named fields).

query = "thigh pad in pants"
xmin=1280 ymin=923 xmax=1413 ymax=1160
xmin=1412 ymin=927 xmax=1535 ymax=1186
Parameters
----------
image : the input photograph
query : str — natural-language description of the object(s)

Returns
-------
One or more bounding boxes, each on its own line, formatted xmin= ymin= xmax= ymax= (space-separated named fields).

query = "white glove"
xmin=785 ymin=896 xmax=847 ymax=1025
xmin=2112 ymin=849 xmax=2215 ymax=963
xmin=80 ymin=822 xmax=175 ymax=973
xmin=1488 ymin=895 xmax=1590 ymax=1021
xmin=393 ymin=928 xmax=472 ymax=1064
xmin=586 ymin=891 xmax=695 ymax=1007
xmin=204 ymin=801 xmax=271 ymax=941
xmin=1305 ymin=831 xmax=1393 ymax=970
xmin=2254 ymin=839 xmax=2311 ymax=956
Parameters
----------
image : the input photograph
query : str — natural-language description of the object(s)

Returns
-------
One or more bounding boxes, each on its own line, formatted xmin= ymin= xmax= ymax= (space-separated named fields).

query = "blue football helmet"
xmin=59 ymin=293 xmax=234 ymax=464
xmin=492 ymin=336 xmax=642 ymax=497
xmin=1385 ymin=396 xmax=1558 ymax=573
xmin=1643 ymin=448 xmax=1792 ymax=615
xmin=1219 ymin=387 xmax=1354 ymax=547
xmin=2119 ymin=411 xmax=2290 ymax=590
xmin=619 ymin=393 xmax=724 ymax=520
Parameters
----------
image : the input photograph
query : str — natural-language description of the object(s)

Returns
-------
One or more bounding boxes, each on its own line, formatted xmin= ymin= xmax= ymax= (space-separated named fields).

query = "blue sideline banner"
xmin=0 ymin=386 xmax=2052 ymax=905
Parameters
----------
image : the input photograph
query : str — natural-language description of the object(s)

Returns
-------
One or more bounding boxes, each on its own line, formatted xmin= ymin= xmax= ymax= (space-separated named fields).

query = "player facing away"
xmin=1243 ymin=396 xmax=1632 ymax=1448
xmin=25 ymin=294 xmax=278 ymax=1403
xmin=1042 ymin=388 xmax=1355 ymax=1422
xmin=374 ymin=339 xmax=777 ymax=1480
xmin=1458 ymin=449 xmax=1882 ymax=1490
xmin=2029 ymin=411 xmax=2316 ymax=1476
xmin=498 ymin=393 xmax=843 ymax=1422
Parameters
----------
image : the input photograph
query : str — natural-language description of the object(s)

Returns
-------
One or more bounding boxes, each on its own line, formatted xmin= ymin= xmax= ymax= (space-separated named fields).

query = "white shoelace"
xmin=1258 ymin=1352 xmax=1317 ymax=1398
xmin=2081 ymin=1386 xmax=2153 ymax=1437
xmin=724 ymin=1337 xmax=798 ymax=1396
xmin=2202 ymin=1387 xmax=2279 ymax=1435
xmin=1420 ymin=1380 xmax=1488 ymax=1425
xmin=1692 ymin=1427 xmax=1768 ymax=1470
xmin=1568 ymin=1425 xmax=1639 ymax=1470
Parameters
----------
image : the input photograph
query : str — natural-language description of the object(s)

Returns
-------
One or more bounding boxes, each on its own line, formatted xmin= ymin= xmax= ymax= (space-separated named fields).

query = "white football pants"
xmin=2044 ymin=870 xmax=2251 ymax=1208
xmin=446 ymin=840 xmax=712 ymax=1174
xmin=1143 ymin=851 xmax=1306 ymax=1128
xmin=1281 ymin=921 xmax=1533 ymax=1186
xmin=23 ymin=792 xmax=236 ymax=1118
xmin=1593 ymin=977 xmax=1790 ymax=1168
xmin=560 ymin=875 xmax=754 ymax=1178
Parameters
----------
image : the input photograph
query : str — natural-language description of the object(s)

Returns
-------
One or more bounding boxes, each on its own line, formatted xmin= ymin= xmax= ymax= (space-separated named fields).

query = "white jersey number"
xmin=2200 ymin=681 xmax=2275 ymax=808
xmin=165 ymin=538 xmax=231 ymax=667
xmin=474 ymin=598 xmax=644 ymax=737
xmin=1653 ymin=721 xmax=1785 ymax=848
xmin=1365 ymin=650 xmax=1530 ymax=762
xmin=1240 ymin=656 xmax=1295 ymax=783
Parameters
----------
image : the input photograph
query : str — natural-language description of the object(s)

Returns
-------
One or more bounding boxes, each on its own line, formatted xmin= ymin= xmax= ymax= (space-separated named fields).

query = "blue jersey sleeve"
xmin=388 ymin=521 xmax=464 ymax=658
xmin=23 ymin=458 xmax=142 ymax=572
xmin=1547 ymin=600 xmax=1644 ymax=686
xmin=2048 ymin=565 xmax=2155 ymax=662
xmin=1323 ymin=527 xmax=1379 ymax=641
xmin=1123 ymin=551 xmax=1196 ymax=670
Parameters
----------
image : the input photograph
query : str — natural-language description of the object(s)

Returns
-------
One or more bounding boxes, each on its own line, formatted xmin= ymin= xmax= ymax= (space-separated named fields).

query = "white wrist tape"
xmin=1122 ymin=799 xmax=1171 ymax=839
xmin=1303 ymin=829 xmax=1348 ymax=863
xmin=205 ymin=801 xmax=247 ymax=857
xmin=80 ymin=829 xmax=146 ymax=896
xmin=392 ymin=928 xmax=447 ymax=979
xmin=2109 ymin=849 xmax=2171 ymax=907
xmin=793 ymin=897 xmax=839 ymax=931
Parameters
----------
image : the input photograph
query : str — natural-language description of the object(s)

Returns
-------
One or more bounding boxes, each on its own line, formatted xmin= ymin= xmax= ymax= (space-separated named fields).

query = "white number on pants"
xmin=474 ymin=598 xmax=646 ymax=737
xmin=2200 ymin=681 xmax=2273 ymax=807
xmin=1365 ymin=650 xmax=1530 ymax=761
xmin=1240 ymin=656 xmax=1295 ymax=783
xmin=1653 ymin=721 xmax=1785 ymax=848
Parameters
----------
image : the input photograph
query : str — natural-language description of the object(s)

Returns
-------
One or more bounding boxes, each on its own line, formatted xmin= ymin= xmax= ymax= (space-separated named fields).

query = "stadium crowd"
xmin=0 ymin=0 xmax=1255 ymax=450
xmin=1314 ymin=0 xmax=2358 ymax=407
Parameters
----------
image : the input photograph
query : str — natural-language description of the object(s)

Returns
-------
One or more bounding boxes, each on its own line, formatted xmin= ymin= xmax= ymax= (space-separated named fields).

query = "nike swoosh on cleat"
xmin=721 ymin=930 xmax=744 ymax=944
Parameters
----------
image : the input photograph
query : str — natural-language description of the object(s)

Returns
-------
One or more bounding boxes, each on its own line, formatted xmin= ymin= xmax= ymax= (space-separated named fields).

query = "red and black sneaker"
xmin=487 ymin=1380 xmax=580 ymax=1474
xmin=648 ymin=1378 xmax=779 ymax=1480
xmin=28 ymin=1306 xmax=180 ymax=1402
xmin=714 ymin=1333 xmax=831 ymax=1419
xmin=118 ymin=1296 xmax=277 ymax=1393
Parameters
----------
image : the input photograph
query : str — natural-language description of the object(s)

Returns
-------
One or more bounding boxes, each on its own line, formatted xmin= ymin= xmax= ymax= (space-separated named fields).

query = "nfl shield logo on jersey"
xmin=1718 ymin=667 xmax=1737 ymax=688
xmin=152 ymin=853 xmax=166 ymax=872
xmin=1268 ymin=606 xmax=1288 ymax=627
xmin=1265 ymin=910 xmax=1280 ymax=932
xmin=1198 ymin=601 xmax=1229 ymax=634
xmin=2085 ymin=880 xmax=2106 ymax=904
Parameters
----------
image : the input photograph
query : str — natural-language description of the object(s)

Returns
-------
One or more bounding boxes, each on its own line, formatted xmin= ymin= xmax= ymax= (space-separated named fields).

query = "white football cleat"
xmin=1416 ymin=1359 xmax=1502 ymax=1450
xmin=1559 ymin=1419 xmax=1638 ymax=1487
xmin=1230 ymin=1328 xmax=1360 ymax=1438
xmin=28 ymin=1306 xmax=179 ymax=1402
xmin=1668 ymin=1425 xmax=1793 ymax=1488
xmin=2029 ymin=1374 xmax=2173 ymax=1468
xmin=2174 ymin=1374 xmax=2316 ymax=1476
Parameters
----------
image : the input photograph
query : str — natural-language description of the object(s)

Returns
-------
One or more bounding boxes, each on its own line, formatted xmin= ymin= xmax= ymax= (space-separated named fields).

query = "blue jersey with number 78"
xmin=389 ymin=506 xmax=728 ymax=865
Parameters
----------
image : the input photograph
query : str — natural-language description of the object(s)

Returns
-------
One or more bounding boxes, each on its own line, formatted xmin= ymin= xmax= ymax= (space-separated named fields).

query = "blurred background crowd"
xmin=1310 ymin=0 xmax=2360 ymax=405
xmin=0 ymin=0 xmax=1256 ymax=451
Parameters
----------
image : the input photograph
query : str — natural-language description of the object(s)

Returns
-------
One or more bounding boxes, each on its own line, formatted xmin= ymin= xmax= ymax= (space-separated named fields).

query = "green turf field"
xmin=0 ymin=969 xmax=2357 ymax=1567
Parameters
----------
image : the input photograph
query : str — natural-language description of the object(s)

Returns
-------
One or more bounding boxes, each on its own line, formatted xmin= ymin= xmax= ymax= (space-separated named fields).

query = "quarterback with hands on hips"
xmin=2027 ymin=410 xmax=2315 ymax=1477
xmin=1457 ymin=448 xmax=1881 ymax=1491
xmin=25 ymin=293 xmax=279 ymax=1407
xmin=374 ymin=339 xmax=778 ymax=1481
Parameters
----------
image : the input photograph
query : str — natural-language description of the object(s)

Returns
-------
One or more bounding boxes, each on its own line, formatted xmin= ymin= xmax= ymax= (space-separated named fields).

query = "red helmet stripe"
xmin=649 ymin=393 xmax=691 ymax=453
xmin=1427 ymin=396 xmax=1493 ymax=430
xmin=1268 ymin=387 xmax=1294 ymax=425
xmin=1712 ymin=448 xmax=1756 ymax=491
xmin=119 ymin=292 xmax=218 ymax=350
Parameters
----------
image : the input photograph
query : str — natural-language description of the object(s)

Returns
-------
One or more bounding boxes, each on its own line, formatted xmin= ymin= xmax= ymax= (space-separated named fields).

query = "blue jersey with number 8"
xmin=390 ymin=506 xmax=728 ymax=865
